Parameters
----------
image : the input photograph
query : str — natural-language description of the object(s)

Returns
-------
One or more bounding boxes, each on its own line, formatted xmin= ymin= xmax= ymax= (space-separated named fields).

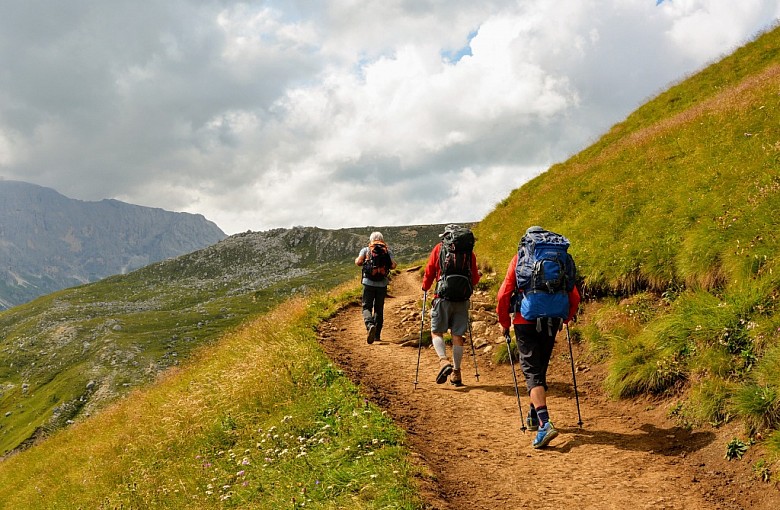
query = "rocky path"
xmin=317 ymin=269 xmax=780 ymax=509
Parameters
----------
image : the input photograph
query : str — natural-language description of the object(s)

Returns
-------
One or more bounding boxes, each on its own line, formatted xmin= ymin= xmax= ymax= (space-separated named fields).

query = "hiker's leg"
xmin=361 ymin=285 xmax=376 ymax=329
xmin=450 ymin=301 xmax=469 ymax=370
xmin=430 ymin=298 xmax=449 ymax=360
xmin=432 ymin=333 xmax=447 ymax=358
xmin=527 ymin=319 xmax=558 ymax=426
xmin=530 ymin=385 xmax=551 ymax=427
xmin=514 ymin=323 xmax=547 ymax=394
xmin=374 ymin=286 xmax=387 ymax=338
xmin=451 ymin=335 xmax=464 ymax=370
xmin=536 ymin=319 xmax=558 ymax=389
xmin=529 ymin=386 xmax=547 ymax=413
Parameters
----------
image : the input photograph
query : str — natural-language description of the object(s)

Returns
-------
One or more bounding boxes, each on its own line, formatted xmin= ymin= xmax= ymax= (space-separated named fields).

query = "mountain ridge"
xmin=0 ymin=180 xmax=227 ymax=309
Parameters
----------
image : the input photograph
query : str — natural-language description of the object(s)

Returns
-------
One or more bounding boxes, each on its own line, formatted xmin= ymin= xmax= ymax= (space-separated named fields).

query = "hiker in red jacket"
xmin=497 ymin=226 xmax=580 ymax=448
xmin=422 ymin=224 xmax=480 ymax=387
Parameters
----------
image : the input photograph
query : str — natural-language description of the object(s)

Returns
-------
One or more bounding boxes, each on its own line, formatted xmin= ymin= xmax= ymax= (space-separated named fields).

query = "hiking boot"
xmin=526 ymin=410 xmax=539 ymax=431
xmin=532 ymin=421 xmax=558 ymax=449
xmin=450 ymin=369 xmax=463 ymax=387
xmin=436 ymin=358 xmax=453 ymax=384
xmin=367 ymin=324 xmax=376 ymax=344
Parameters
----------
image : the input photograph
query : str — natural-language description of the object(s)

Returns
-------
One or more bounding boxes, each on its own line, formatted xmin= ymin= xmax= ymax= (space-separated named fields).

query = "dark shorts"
xmin=514 ymin=319 xmax=560 ymax=393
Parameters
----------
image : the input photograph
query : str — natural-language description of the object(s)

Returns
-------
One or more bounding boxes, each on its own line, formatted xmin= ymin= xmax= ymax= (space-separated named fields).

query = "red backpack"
xmin=363 ymin=241 xmax=392 ymax=281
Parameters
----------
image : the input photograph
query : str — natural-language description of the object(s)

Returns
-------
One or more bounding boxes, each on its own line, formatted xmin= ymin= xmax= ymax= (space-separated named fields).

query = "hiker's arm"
xmin=496 ymin=255 xmax=518 ymax=332
xmin=421 ymin=245 xmax=439 ymax=291
xmin=355 ymin=248 xmax=366 ymax=266
xmin=565 ymin=285 xmax=581 ymax=323
xmin=470 ymin=253 xmax=481 ymax=286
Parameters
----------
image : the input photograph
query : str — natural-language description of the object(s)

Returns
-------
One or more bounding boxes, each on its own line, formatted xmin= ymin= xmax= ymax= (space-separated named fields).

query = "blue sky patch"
xmin=441 ymin=29 xmax=478 ymax=63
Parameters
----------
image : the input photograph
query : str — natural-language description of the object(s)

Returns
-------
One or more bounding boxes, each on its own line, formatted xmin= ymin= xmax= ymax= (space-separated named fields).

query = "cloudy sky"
xmin=1 ymin=1 xmax=778 ymax=234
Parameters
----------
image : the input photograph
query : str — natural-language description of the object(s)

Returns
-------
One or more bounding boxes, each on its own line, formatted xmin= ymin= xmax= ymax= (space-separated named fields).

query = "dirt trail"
xmin=318 ymin=270 xmax=780 ymax=509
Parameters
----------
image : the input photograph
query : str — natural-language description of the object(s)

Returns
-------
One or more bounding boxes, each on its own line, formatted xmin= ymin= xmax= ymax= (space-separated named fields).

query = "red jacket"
xmin=421 ymin=243 xmax=481 ymax=296
xmin=497 ymin=253 xmax=580 ymax=329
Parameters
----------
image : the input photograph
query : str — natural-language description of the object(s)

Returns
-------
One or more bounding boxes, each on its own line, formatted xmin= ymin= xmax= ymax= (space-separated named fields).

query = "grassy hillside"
xmin=475 ymin=25 xmax=780 ymax=452
xmin=0 ymin=225 xmax=444 ymax=456
xmin=3 ymin=21 xmax=780 ymax=507
xmin=0 ymin=287 xmax=424 ymax=508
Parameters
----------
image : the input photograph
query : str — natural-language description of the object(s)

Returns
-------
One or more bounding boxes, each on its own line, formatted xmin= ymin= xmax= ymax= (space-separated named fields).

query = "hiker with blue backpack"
xmin=497 ymin=226 xmax=581 ymax=448
xmin=356 ymin=232 xmax=397 ymax=344
xmin=421 ymin=224 xmax=481 ymax=387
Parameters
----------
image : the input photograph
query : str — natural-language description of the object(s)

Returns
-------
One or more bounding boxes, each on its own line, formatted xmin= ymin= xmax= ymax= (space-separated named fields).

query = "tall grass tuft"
xmin=684 ymin=377 xmax=737 ymax=426
xmin=732 ymin=384 xmax=780 ymax=434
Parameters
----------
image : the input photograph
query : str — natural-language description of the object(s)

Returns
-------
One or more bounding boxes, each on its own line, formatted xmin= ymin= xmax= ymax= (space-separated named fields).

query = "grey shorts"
xmin=430 ymin=298 xmax=470 ymax=336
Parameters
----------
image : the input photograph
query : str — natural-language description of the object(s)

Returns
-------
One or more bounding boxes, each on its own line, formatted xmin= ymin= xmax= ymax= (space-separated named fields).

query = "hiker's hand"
xmin=502 ymin=328 xmax=510 ymax=338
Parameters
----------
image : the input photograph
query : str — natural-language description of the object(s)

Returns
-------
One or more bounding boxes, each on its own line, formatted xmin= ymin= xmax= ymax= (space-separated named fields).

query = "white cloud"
xmin=663 ymin=0 xmax=780 ymax=62
xmin=1 ymin=0 xmax=778 ymax=234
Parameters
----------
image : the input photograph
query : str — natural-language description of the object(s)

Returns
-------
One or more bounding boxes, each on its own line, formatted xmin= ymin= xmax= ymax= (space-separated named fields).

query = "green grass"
xmin=2 ymin=19 xmax=780 ymax=506
xmin=0 ymin=253 xmax=359 ymax=455
xmin=0 ymin=288 xmax=424 ymax=509
xmin=474 ymin=26 xmax=780 ymax=439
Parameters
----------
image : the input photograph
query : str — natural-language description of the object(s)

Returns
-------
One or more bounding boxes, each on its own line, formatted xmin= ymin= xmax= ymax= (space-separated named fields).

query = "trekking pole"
xmin=413 ymin=291 xmax=427 ymax=390
xmin=565 ymin=322 xmax=584 ymax=427
xmin=504 ymin=331 xmax=527 ymax=433
xmin=467 ymin=311 xmax=479 ymax=381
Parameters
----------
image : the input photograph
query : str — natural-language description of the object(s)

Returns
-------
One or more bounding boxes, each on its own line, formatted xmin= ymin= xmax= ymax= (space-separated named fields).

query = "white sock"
xmin=453 ymin=344 xmax=464 ymax=369
xmin=432 ymin=335 xmax=447 ymax=360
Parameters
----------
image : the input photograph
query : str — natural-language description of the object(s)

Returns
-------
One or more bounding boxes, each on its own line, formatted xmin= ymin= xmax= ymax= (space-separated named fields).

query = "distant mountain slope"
xmin=0 ymin=180 xmax=227 ymax=309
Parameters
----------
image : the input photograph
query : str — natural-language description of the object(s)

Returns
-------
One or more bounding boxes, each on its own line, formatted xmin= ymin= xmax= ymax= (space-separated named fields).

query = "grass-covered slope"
xmin=0 ymin=225 xmax=444 ymax=456
xmin=475 ymin=26 xmax=780 ymax=440
xmin=0 ymin=289 xmax=423 ymax=509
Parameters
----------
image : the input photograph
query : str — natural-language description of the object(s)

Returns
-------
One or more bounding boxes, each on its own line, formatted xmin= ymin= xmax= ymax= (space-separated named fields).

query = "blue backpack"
xmin=514 ymin=227 xmax=576 ymax=323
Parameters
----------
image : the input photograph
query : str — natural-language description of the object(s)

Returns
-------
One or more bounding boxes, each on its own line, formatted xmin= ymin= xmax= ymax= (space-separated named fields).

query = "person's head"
xmin=369 ymin=231 xmax=384 ymax=242
xmin=439 ymin=224 xmax=460 ymax=238
xmin=526 ymin=225 xmax=544 ymax=235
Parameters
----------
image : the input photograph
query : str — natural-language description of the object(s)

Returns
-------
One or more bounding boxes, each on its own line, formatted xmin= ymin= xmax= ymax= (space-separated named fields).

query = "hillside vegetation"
xmin=0 ymin=225 xmax=445 ymax=456
xmin=475 ymin=25 xmax=780 ymax=454
xmin=0 ymin=289 xmax=423 ymax=508
xmin=2 ymin=22 xmax=780 ymax=508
